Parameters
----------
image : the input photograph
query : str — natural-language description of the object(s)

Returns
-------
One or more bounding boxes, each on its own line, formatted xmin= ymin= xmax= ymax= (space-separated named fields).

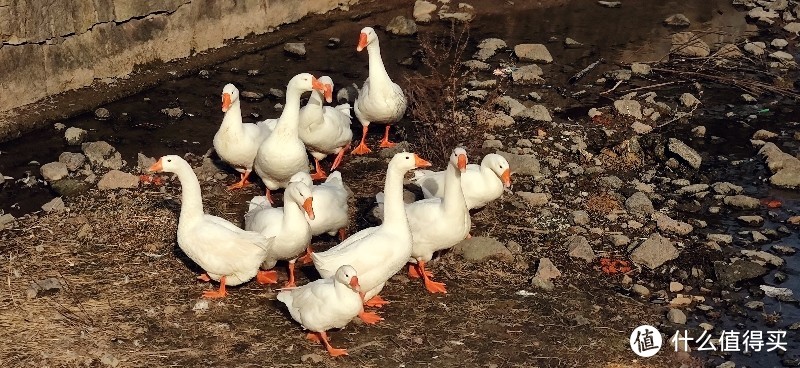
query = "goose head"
xmin=286 ymin=177 xmax=315 ymax=220
xmin=288 ymin=73 xmax=327 ymax=96
xmin=149 ymin=155 xmax=186 ymax=173
xmin=221 ymin=84 xmax=239 ymax=112
xmin=334 ymin=265 xmax=360 ymax=292
xmin=483 ymin=154 xmax=511 ymax=188
xmin=318 ymin=76 xmax=334 ymax=103
xmin=388 ymin=152 xmax=431 ymax=173
xmin=449 ymin=147 xmax=468 ymax=173
xmin=289 ymin=171 xmax=314 ymax=188
xmin=357 ymin=27 xmax=378 ymax=52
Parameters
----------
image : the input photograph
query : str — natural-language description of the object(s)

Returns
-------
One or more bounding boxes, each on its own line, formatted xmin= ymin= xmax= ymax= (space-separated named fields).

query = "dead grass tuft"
xmin=586 ymin=192 xmax=623 ymax=215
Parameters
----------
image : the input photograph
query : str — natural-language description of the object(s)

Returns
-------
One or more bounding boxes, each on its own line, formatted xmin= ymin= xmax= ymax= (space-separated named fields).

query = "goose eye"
xmin=167 ymin=159 xmax=172 ymax=163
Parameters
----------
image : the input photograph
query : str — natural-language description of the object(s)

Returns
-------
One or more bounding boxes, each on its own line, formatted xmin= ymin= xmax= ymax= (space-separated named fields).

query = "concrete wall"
xmin=0 ymin=0 xmax=357 ymax=113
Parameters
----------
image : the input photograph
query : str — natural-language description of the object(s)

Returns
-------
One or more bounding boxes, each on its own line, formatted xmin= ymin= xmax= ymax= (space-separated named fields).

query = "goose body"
xmin=149 ymin=155 xmax=273 ymax=298
xmin=293 ymin=171 xmax=350 ymax=237
xmin=411 ymin=153 xmax=512 ymax=209
xmin=299 ymin=76 xmax=353 ymax=178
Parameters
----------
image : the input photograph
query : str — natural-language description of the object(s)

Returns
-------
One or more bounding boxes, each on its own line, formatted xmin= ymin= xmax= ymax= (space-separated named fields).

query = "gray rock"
xmin=100 ymin=353 xmax=120 ymax=367
xmin=676 ymin=183 xmax=709 ymax=195
xmin=517 ymin=192 xmax=550 ymax=207
xmin=691 ymin=126 xmax=706 ymax=137
xmin=772 ymin=245 xmax=796 ymax=255
xmin=572 ymin=210 xmax=590 ymax=225
xmin=631 ymin=122 xmax=653 ymax=134
xmin=625 ymin=192 xmax=654 ymax=218
xmin=301 ymin=353 xmax=325 ymax=364
xmin=630 ymin=233 xmax=679 ymax=269
xmin=0 ymin=214 xmax=15 ymax=229
xmin=751 ymin=231 xmax=768 ymax=243
xmin=40 ymin=162 xmax=69 ymax=181
xmin=667 ymin=308 xmax=687 ymax=324
xmin=714 ymin=260 xmax=768 ymax=285
xmin=51 ymin=178 xmax=90 ymax=196
xmin=497 ymin=152 xmax=540 ymax=176
xmin=706 ymin=233 xmax=733 ymax=244
xmin=452 ymin=237 xmax=513 ymax=262
xmin=652 ymin=212 xmax=693 ymax=235
xmin=516 ymin=105 xmax=552 ymax=122
xmin=664 ymin=13 xmax=691 ymax=27
xmin=744 ymin=301 xmax=765 ymax=310
xmin=41 ymin=197 xmax=65 ymax=212
xmin=29 ymin=277 xmax=62 ymax=297
xmin=597 ymin=1 xmax=621 ymax=8
xmin=268 ymin=88 xmax=285 ymax=100
xmin=723 ymin=195 xmax=760 ymax=210
xmin=744 ymin=42 xmax=767 ymax=56
xmin=81 ymin=141 xmax=123 ymax=170
xmin=605 ymin=69 xmax=632 ymax=81
xmin=386 ymin=15 xmax=417 ymax=35
xmin=511 ymin=64 xmax=545 ymax=85
xmin=784 ymin=22 xmax=800 ymax=35
xmin=770 ymin=168 xmax=800 ymax=189
xmin=94 ymin=107 xmax=111 ymax=120
xmin=54 ymin=123 xmax=67 ymax=131
xmin=737 ymin=215 xmax=764 ymax=226
xmin=462 ymin=60 xmax=490 ymax=71
xmin=514 ymin=44 xmax=553 ymax=63
xmin=473 ymin=38 xmax=506 ymax=60
xmin=59 ymin=152 xmax=86 ymax=172
xmin=97 ymin=170 xmax=139 ymax=190
xmin=613 ymin=99 xmax=643 ymax=119
xmin=284 ymin=42 xmax=306 ymax=57
xmin=667 ymin=138 xmax=702 ymax=169
xmin=671 ymin=32 xmax=710 ymax=57
xmin=609 ymin=234 xmax=630 ymax=247
xmin=566 ymin=235 xmax=595 ymax=262
xmin=531 ymin=277 xmax=554 ymax=291
xmin=741 ymin=250 xmax=784 ymax=267
xmin=769 ymin=51 xmax=794 ymax=61
xmin=771 ymin=38 xmax=789 ymax=49
xmin=160 ymin=107 xmax=183 ymax=118
xmin=679 ymin=93 xmax=700 ymax=108
xmin=493 ymin=96 xmax=526 ymax=116
xmin=534 ymin=258 xmax=561 ymax=280
xmin=506 ymin=240 xmax=522 ymax=254
xmin=715 ymin=44 xmax=744 ymax=59
xmin=752 ymin=129 xmax=778 ymax=140
xmin=240 ymin=91 xmax=264 ymax=101
xmin=564 ymin=37 xmax=583 ymax=48
xmin=438 ymin=8 xmax=474 ymax=23
xmin=599 ymin=175 xmax=623 ymax=189
xmin=413 ymin=0 xmax=437 ymax=22
xmin=483 ymin=140 xmax=503 ymax=149
xmin=631 ymin=63 xmax=651 ymax=76
xmin=137 ymin=153 xmax=156 ymax=174
xmin=64 ymin=127 xmax=87 ymax=145
xmin=669 ymin=281 xmax=684 ymax=292
xmin=711 ymin=182 xmax=743 ymax=195
xmin=632 ymin=284 xmax=650 ymax=297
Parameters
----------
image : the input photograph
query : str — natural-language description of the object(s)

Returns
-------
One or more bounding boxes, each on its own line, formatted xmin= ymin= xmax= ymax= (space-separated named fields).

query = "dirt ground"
xmin=0 ymin=155 xmax=694 ymax=367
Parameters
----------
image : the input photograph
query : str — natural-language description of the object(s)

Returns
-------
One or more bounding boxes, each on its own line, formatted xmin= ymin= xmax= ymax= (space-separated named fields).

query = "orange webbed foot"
xmin=424 ymin=279 xmax=448 ymax=294
xmin=310 ymin=170 xmax=327 ymax=181
xmin=256 ymin=270 xmax=278 ymax=284
xmin=407 ymin=264 xmax=433 ymax=279
xmin=306 ymin=332 xmax=323 ymax=343
xmin=283 ymin=280 xmax=297 ymax=288
xmin=326 ymin=346 xmax=349 ymax=357
xmin=358 ymin=310 xmax=383 ymax=324
xmin=197 ymin=273 xmax=211 ymax=282
xmin=364 ymin=295 xmax=390 ymax=308
xmin=351 ymin=141 xmax=371 ymax=155
xmin=379 ymin=139 xmax=397 ymax=148
xmin=202 ymin=289 xmax=228 ymax=299
xmin=226 ymin=181 xmax=248 ymax=190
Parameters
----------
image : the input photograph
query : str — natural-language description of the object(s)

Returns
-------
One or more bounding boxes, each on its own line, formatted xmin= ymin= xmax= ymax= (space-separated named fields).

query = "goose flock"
xmin=148 ymin=27 xmax=513 ymax=358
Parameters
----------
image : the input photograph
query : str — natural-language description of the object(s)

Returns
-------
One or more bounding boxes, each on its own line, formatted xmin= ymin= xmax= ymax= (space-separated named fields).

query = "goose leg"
xmin=310 ymin=158 xmax=327 ymax=180
xmin=330 ymin=143 xmax=350 ymax=170
xmin=227 ymin=170 xmax=251 ymax=190
xmin=352 ymin=126 xmax=372 ymax=155
xmin=197 ymin=273 xmax=211 ymax=282
xmin=418 ymin=261 xmax=447 ymax=294
xmin=379 ymin=125 xmax=396 ymax=148
xmin=358 ymin=309 xmax=383 ymax=324
xmin=265 ymin=188 xmax=274 ymax=205
xmin=202 ymin=276 xmax=228 ymax=299
xmin=338 ymin=228 xmax=347 ymax=241
xmin=256 ymin=270 xmax=278 ymax=284
xmin=311 ymin=331 xmax=348 ymax=357
xmin=297 ymin=245 xmax=314 ymax=264
xmin=284 ymin=260 xmax=297 ymax=288
xmin=407 ymin=263 xmax=433 ymax=279
xmin=363 ymin=294 xmax=390 ymax=308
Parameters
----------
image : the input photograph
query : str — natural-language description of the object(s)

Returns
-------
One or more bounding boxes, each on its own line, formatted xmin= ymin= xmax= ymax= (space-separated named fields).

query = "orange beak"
xmin=357 ymin=32 xmax=368 ymax=52
xmin=457 ymin=154 xmax=467 ymax=173
xmin=349 ymin=276 xmax=360 ymax=291
xmin=148 ymin=158 xmax=163 ymax=173
xmin=311 ymin=77 xmax=326 ymax=95
xmin=221 ymin=93 xmax=231 ymax=112
xmin=501 ymin=169 xmax=511 ymax=188
xmin=414 ymin=154 xmax=432 ymax=168
xmin=323 ymin=84 xmax=333 ymax=103
xmin=302 ymin=197 xmax=315 ymax=220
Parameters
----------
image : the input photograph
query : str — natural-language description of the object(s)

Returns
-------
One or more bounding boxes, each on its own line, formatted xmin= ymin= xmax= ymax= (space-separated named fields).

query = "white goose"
xmin=312 ymin=152 xmax=431 ymax=322
xmin=290 ymin=171 xmax=351 ymax=264
xmin=245 ymin=178 xmax=314 ymax=288
xmin=278 ymin=265 xmax=363 ymax=357
xmin=411 ymin=153 xmax=512 ymax=209
xmin=298 ymin=76 xmax=353 ymax=180
xmin=253 ymin=73 xmax=326 ymax=203
xmin=213 ymin=84 xmax=273 ymax=189
xmin=351 ymin=27 xmax=408 ymax=155
xmin=149 ymin=155 xmax=273 ymax=298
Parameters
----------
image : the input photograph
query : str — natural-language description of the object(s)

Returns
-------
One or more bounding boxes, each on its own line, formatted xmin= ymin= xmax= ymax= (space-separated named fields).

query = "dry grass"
xmin=586 ymin=192 xmax=624 ymax=215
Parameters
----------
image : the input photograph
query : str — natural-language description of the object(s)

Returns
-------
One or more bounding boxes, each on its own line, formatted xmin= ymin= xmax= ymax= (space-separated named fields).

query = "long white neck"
xmin=442 ymin=163 xmax=467 ymax=214
xmin=282 ymin=194 xmax=308 ymax=231
xmin=381 ymin=165 xmax=410 ymax=228
xmin=220 ymin=99 xmax=243 ymax=136
xmin=274 ymin=86 xmax=303 ymax=136
xmin=174 ymin=163 xmax=205 ymax=224
xmin=366 ymin=42 xmax=392 ymax=90
xmin=334 ymin=280 xmax=356 ymax=298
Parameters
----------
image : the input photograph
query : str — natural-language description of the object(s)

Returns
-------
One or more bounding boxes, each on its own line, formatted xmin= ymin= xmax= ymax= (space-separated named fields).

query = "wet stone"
xmin=94 ymin=107 xmax=111 ymax=120
xmin=723 ymin=195 xmax=760 ymax=210
xmin=667 ymin=308 xmax=687 ymax=324
xmin=714 ymin=260 xmax=768 ymax=285
xmin=59 ymin=152 xmax=86 ymax=171
xmin=413 ymin=0 xmax=437 ymax=22
xmin=64 ymin=127 xmax=87 ymax=145
xmin=625 ymin=192 xmax=654 ymax=218
xmin=284 ymin=42 xmax=306 ymax=57
xmin=630 ymin=233 xmax=679 ymax=269
xmin=632 ymin=284 xmax=650 ymax=297
xmin=664 ymin=13 xmax=691 ymax=27
xmin=514 ymin=44 xmax=553 ymax=63
xmin=670 ymin=32 xmax=710 ymax=57
xmin=613 ymin=99 xmax=642 ymax=119
xmin=40 ymin=162 xmax=69 ymax=181
xmin=386 ymin=15 xmax=418 ymax=35
xmin=667 ymin=138 xmax=702 ymax=169
xmin=737 ymin=215 xmax=764 ymax=226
